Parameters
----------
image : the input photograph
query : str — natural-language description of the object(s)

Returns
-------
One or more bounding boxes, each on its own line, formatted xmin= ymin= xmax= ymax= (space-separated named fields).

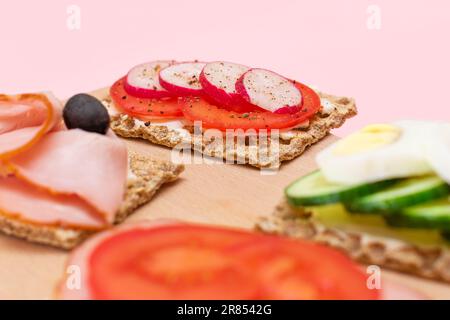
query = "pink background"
xmin=1 ymin=0 xmax=449 ymax=135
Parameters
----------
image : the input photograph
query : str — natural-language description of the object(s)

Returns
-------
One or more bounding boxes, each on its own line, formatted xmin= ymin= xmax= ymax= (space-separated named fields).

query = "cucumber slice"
xmin=385 ymin=197 xmax=450 ymax=230
xmin=346 ymin=175 xmax=450 ymax=213
xmin=285 ymin=170 xmax=396 ymax=206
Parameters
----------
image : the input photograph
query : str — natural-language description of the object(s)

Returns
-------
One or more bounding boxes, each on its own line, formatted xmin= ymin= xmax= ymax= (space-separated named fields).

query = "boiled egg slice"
xmin=425 ymin=123 xmax=450 ymax=184
xmin=316 ymin=121 xmax=436 ymax=185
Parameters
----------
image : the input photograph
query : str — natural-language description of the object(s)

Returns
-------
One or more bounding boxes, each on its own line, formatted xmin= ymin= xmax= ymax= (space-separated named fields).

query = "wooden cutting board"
xmin=0 ymin=88 xmax=449 ymax=299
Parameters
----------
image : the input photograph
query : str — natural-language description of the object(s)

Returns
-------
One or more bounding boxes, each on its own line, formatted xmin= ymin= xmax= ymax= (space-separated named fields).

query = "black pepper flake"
xmin=144 ymin=121 xmax=151 ymax=126
xmin=122 ymin=96 xmax=127 ymax=100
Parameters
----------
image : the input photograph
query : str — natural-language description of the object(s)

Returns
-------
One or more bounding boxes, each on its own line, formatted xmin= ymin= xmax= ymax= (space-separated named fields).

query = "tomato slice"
xmin=87 ymin=224 xmax=379 ymax=300
xmin=235 ymin=239 xmax=379 ymax=300
xmin=180 ymin=82 xmax=321 ymax=131
xmin=110 ymin=77 xmax=183 ymax=119
xmin=88 ymin=225 xmax=262 ymax=300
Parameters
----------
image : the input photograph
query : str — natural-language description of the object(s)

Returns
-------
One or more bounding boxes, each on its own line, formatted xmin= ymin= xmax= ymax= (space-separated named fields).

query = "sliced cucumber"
xmin=346 ymin=175 xmax=450 ymax=213
xmin=285 ymin=170 xmax=396 ymax=206
xmin=385 ymin=197 xmax=450 ymax=230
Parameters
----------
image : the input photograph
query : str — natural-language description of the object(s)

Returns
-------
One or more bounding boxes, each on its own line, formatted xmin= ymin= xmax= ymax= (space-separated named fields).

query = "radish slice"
xmin=159 ymin=62 xmax=206 ymax=96
xmin=200 ymin=61 xmax=250 ymax=106
xmin=235 ymin=68 xmax=302 ymax=114
xmin=124 ymin=60 xmax=176 ymax=99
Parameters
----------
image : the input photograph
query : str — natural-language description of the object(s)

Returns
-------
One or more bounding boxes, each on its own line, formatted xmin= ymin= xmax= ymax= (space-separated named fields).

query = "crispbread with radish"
xmin=159 ymin=61 xmax=206 ymax=96
xmin=106 ymin=59 xmax=357 ymax=168
xmin=104 ymin=90 xmax=357 ymax=168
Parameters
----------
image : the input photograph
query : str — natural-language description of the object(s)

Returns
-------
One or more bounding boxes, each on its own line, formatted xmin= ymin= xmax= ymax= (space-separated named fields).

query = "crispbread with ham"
xmin=0 ymin=153 xmax=183 ymax=249
xmin=0 ymin=92 xmax=183 ymax=249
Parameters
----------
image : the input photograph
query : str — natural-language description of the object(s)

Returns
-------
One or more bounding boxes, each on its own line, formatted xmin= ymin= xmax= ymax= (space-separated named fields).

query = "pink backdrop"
xmin=1 ymin=0 xmax=449 ymax=135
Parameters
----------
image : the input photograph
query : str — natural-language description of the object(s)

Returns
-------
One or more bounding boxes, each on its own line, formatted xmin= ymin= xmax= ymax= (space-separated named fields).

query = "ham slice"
xmin=0 ymin=92 xmax=62 ymax=159
xmin=0 ymin=177 xmax=105 ymax=229
xmin=8 ymin=129 xmax=128 ymax=223
xmin=0 ymin=92 xmax=128 ymax=229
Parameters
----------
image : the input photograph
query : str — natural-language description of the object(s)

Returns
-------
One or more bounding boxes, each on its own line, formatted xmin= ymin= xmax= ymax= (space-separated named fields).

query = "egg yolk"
xmin=333 ymin=124 xmax=402 ymax=156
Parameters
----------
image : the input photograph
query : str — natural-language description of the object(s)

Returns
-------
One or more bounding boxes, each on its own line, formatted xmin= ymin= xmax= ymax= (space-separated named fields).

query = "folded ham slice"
xmin=8 ymin=129 xmax=127 ymax=223
xmin=0 ymin=92 xmax=127 ymax=229
xmin=0 ymin=93 xmax=62 ymax=159
xmin=0 ymin=177 xmax=105 ymax=229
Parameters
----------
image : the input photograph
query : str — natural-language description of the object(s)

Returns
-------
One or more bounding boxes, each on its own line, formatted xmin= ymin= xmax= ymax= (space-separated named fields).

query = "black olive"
xmin=63 ymin=94 xmax=110 ymax=134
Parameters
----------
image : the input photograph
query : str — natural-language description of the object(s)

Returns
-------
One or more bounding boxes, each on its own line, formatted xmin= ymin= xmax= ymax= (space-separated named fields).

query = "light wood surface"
xmin=0 ymin=88 xmax=449 ymax=299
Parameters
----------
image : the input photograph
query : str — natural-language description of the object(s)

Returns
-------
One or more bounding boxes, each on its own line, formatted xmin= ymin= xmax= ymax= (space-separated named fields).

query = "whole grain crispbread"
xmin=103 ymin=91 xmax=357 ymax=168
xmin=0 ymin=153 xmax=184 ymax=250
xmin=256 ymin=200 xmax=450 ymax=283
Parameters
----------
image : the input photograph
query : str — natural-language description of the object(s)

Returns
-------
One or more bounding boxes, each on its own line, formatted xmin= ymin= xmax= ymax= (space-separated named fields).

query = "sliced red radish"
xmin=159 ymin=62 xmax=206 ymax=96
xmin=235 ymin=68 xmax=302 ymax=114
xmin=124 ymin=60 xmax=176 ymax=99
xmin=200 ymin=61 xmax=250 ymax=107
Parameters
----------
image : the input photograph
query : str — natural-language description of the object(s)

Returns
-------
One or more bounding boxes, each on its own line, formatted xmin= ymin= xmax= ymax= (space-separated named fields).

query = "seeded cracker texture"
xmin=256 ymin=200 xmax=450 ymax=283
xmin=103 ymin=90 xmax=357 ymax=168
xmin=0 ymin=153 xmax=184 ymax=250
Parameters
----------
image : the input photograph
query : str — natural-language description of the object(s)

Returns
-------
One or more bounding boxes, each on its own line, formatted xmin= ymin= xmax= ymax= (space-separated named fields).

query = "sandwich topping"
xmin=58 ymin=221 xmax=380 ymax=300
xmin=109 ymin=60 xmax=322 ymax=132
xmin=0 ymin=92 xmax=128 ymax=229
xmin=285 ymin=120 xmax=450 ymax=245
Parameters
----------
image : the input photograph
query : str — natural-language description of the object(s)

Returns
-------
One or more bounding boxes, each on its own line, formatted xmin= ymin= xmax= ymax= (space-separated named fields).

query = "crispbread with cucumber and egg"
xmin=257 ymin=121 xmax=450 ymax=283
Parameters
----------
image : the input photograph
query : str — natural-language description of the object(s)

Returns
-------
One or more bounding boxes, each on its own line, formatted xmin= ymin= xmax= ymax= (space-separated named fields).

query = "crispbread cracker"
xmin=104 ymin=91 xmax=357 ymax=168
xmin=256 ymin=200 xmax=450 ymax=283
xmin=0 ymin=153 xmax=184 ymax=250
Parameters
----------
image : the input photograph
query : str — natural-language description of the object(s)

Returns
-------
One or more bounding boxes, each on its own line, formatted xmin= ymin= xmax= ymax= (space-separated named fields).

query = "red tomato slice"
xmin=110 ymin=77 xmax=183 ymax=119
xmin=88 ymin=225 xmax=262 ymax=300
xmin=87 ymin=224 xmax=379 ymax=300
xmin=180 ymin=82 xmax=321 ymax=131
xmin=235 ymin=239 xmax=379 ymax=300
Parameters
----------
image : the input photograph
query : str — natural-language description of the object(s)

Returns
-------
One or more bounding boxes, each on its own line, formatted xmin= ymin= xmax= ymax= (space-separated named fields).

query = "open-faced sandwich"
xmin=57 ymin=220 xmax=422 ymax=300
xmin=0 ymin=92 xmax=183 ymax=249
xmin=257 ymin=121 xmax=450 ymax=282
xmin=102 ymin=60 xmax=357 ymax=168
